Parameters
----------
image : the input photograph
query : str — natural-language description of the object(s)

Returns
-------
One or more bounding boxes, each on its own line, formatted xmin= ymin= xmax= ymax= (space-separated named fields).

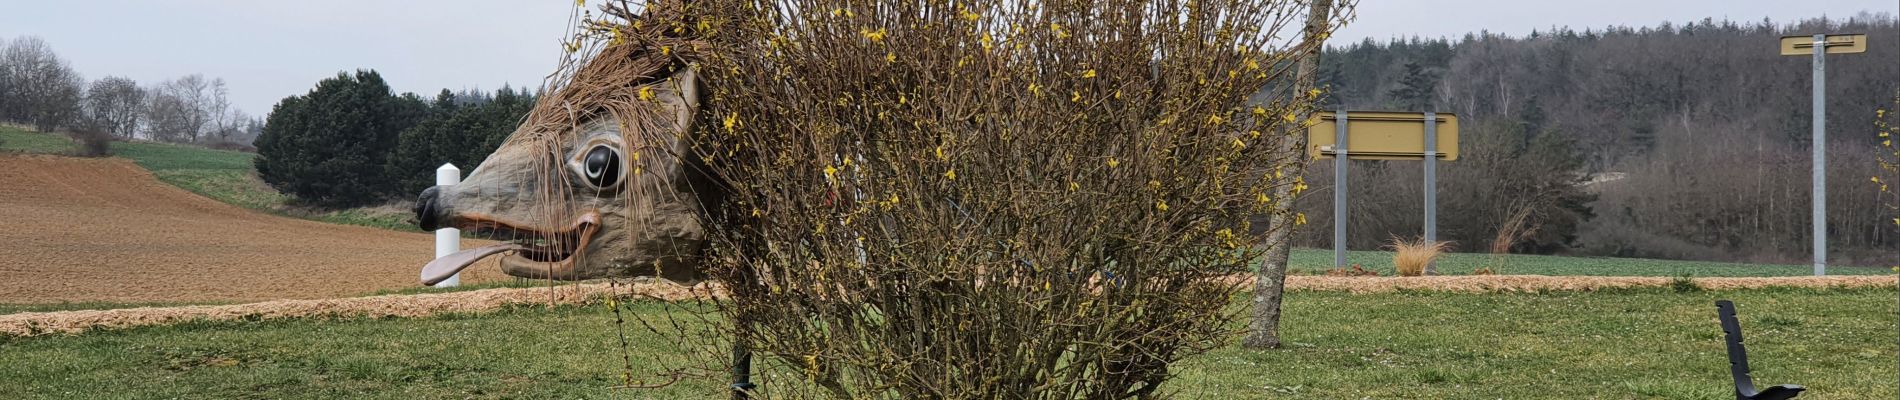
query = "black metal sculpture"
xmin=1715 ymin=300 xmax=1804 ymax=400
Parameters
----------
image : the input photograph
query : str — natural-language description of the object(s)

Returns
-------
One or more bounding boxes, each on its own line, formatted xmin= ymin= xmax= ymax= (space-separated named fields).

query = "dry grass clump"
xmin=1388 ymin=236 xmax=1449 ymax=277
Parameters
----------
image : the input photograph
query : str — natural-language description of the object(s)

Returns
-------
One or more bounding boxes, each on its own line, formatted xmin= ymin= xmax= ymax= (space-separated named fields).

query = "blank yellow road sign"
xmin=1780 ymin=34 xmax=1867 ymax=55
xmin=1308 ymin=111 xmax=1458 ymax=161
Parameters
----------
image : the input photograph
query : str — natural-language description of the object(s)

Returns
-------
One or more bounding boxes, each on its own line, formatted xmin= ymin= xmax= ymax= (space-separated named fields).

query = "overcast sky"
xmin=2 ymin=0 xmax=1892 ymax=117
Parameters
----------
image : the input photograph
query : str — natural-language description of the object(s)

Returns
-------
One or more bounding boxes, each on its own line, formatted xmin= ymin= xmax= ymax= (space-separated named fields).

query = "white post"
xmin=434 ymin=163 xmax=462 ymax=287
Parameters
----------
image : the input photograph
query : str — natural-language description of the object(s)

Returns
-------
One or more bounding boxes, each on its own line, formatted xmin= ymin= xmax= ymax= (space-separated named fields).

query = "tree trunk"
xmin=1243 ymin=0 xmax=1336 ymax=350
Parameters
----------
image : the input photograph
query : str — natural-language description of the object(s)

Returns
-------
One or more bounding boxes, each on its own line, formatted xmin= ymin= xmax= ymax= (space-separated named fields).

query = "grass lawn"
xmin=0 ymin=126 xmax=416 ymax=231
xmin=2 ymin=287 xmax=1893 ymax=399
xmin=1286 ymin=248 xmax=1896 ymax=277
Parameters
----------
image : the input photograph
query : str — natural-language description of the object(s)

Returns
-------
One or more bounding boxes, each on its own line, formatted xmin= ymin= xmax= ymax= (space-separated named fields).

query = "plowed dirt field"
xmin=0 ymin=154 xmax=504 ymax=303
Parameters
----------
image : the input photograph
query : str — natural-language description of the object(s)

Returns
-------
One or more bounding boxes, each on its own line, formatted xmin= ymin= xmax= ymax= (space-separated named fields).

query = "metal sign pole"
xmin=1810 ymin=34 xmax=1827 ymax=276
xmin=1334 ymin=111 xmax=1349 ymax=269
xmin=1422 ymin=112 xmax=1438 ymax=275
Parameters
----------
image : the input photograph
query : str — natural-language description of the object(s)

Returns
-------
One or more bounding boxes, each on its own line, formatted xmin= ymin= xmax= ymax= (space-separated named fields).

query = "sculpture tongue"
xmin=420 ymin=243 xmax=527 ymax=286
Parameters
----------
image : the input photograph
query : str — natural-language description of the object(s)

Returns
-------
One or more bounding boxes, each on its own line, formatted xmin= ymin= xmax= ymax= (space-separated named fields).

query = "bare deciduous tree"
xmin=144 ymin=74 xmax=224 ymax=143
xmin=1245 ymin=0 xmax=1350 ymax=350
xmin=84 ymin=76 xmax=146 ymax=138
xmin=0 ymin=36 xmax=86 ymax=132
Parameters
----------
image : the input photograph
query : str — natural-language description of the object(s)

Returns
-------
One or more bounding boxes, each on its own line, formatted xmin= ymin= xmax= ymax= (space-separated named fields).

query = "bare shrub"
xmin=1387 ymin=236 xmax=1448 ymax=277
xmin=1878 ymin=91 xmax=1899 ymax=264
xmin=573 ymin=0 xmax=1338 ymax=397
xmin=67 ymin=128 xmax=112 ymax=157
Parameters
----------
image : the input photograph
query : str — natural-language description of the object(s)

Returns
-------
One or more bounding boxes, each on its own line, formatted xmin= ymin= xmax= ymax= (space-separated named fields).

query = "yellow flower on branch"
xmin=1155 ymin=200 xmax=1169 ymax=212
xmin=943 ymin=169 xmax=958 ymax=180
xmin=1082 ymin=69 xmax=1097 ymax=78
xmin=1106 ymin=158 xmax=1120 ymax=168
xmin=637 ymin=86 xmax=656 ymax=101
xmin=1295 ymin=213 xmax=1307 ymax=225
xmin=861 ymin=27 xmax=887 ymax=42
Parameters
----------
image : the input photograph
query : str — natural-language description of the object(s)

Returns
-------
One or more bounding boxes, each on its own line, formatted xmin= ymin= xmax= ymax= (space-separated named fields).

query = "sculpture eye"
xmin=582 ymin=145 xmax=622 ymax=188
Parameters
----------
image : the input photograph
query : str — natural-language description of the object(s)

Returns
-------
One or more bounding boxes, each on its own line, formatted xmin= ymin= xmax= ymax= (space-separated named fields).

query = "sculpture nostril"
xmin=416 ymin=186 xmax=441 ymax=231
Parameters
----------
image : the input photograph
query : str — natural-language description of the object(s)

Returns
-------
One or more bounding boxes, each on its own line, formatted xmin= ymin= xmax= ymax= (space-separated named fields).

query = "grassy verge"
xmin=0 ymin=126 xmax=417 ymax=231
xmin=0 ymin=127 xmax=81 ymax=154
xmin=2 ymin=288 xmax=1891 ymax=399
xmin=0 ymin=281 xmax=549 ymax=316
xmin=1285 ymin=248 xmax=1893 ymax=277
xmin=0 ymin=302 xmax=218 ymax=315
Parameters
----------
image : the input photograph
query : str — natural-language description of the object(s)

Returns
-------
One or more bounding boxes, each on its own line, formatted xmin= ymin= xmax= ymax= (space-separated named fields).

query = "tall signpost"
xmin=1780 ymin=33 xmax=1866 ymax=276
xmin=1309 ymin=111 xmax=1459 ymax=273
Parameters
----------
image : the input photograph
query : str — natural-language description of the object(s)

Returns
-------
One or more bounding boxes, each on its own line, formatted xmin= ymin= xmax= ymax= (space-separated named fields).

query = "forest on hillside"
xmin=1292 ymin=14 xmax=1900 ymax=265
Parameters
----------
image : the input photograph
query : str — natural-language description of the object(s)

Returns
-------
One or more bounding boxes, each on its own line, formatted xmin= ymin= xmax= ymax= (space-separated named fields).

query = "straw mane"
xmin=511 ymin=2 xmax=706 ymax=148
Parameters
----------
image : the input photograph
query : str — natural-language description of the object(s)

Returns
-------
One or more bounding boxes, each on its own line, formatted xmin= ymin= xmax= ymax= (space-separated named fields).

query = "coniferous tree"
xmin=255 ymin=70 xmax=427 ymax=207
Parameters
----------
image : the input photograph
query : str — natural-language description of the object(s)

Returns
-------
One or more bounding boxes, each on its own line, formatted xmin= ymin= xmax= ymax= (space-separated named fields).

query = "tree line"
xmin=0 ymin=36 xmax=260 ymax=149
xmin=253 ymin=70 xmax=535 ymax=208
xmin=1287 ymin=15 xmax=1900 ymax=265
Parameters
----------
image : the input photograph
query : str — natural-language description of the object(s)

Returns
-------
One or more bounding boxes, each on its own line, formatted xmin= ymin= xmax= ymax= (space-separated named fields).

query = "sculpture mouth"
xmin=419 ymin=213 xmax=600 ymax=285
xmin=466 ymin=214 xmax=599 ymax=263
